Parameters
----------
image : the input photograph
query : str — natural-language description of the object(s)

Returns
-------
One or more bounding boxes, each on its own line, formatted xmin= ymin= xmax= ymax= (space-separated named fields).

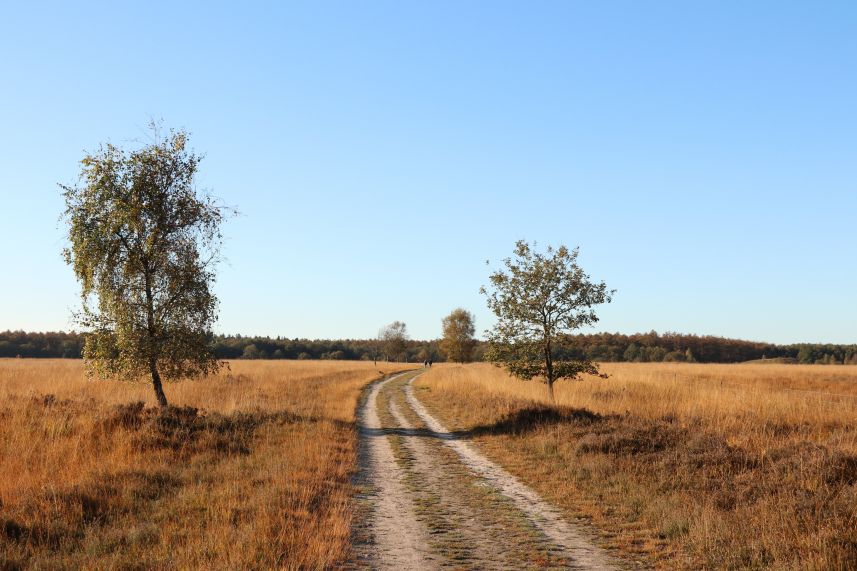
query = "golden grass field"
xmin=3 ymin=359 xmax=855 ymax=570
xmin=0 ymin=359 xmax=415 ymax=570
xmin=415 ymin=362 xmax=857 ymax=570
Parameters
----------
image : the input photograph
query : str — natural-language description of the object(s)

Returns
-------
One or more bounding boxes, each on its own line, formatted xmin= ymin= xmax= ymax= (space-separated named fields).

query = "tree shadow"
xmin=363 ymin=405 xmax=604 ymax=441
xmin=467 ymin=405 xmax=604 ymax=437
xmin=98 ymin=401 xmax=355 ymax=455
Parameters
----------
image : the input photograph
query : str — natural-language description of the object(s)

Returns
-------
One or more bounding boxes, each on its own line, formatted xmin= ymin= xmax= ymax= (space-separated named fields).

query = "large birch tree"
xmin=61 ymin=127 xmax=230 ymax=407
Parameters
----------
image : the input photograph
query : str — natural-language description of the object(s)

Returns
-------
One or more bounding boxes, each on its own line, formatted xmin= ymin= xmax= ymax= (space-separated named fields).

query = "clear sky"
xmin=1 ymin=1 xmax=855 ymax=343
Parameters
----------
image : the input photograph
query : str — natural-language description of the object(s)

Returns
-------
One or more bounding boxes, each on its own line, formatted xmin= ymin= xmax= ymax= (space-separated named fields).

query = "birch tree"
xmin=61 ymin=127 xmax=230 ymax=407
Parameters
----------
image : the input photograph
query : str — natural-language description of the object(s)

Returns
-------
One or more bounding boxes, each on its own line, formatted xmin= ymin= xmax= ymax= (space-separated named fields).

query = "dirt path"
xmin=350 ymin=373 xmax=442 ymax=570
xmin=351 ymin=371 xmax=623 ymax=570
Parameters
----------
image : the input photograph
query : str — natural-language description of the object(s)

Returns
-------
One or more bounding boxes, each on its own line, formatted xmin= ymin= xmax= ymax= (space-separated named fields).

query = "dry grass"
xmin=415 ymin=362 xmax=857 ymax=570
xmin=0 ymin=358 xmax=414 ymax=570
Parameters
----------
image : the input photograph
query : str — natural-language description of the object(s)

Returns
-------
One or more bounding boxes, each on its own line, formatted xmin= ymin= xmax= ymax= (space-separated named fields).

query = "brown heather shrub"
xmin=415 ymin=362 xmax=857 ymax=570
xmin=0 ymin=358 xmax=416 ymax=570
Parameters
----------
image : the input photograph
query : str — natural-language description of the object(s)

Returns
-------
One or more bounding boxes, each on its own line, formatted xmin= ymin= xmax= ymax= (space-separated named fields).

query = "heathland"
xmin=2 ymin=359 xmax=856 ymax=570
xmin=0 ymin=359 xmax=415 ymax=569
xmin=414 ymin=362 xmax=857 ymax=569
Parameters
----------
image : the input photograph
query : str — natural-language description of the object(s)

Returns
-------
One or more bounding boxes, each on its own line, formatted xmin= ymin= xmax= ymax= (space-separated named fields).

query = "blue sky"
xmin=1 ymin=1 xmax=855 ymax=343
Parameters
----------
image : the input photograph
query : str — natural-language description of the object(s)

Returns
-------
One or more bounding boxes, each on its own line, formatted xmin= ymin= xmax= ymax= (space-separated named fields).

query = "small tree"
xmin=481 ymin=241 xmax=614 ymax=402
xmin=441 ymin=308 xmax=476 ymax=363
xmin=62 ymin=127 xmax=230 ymax=407
xmin=379 ymin=321 xmax=408 ymax=362
xmin=242 ymin=344 xmax=261 ymax=359
xmin=663 ymin=350 xmax=686 ymax=362
xmin=646 ymin=346 xmax=667 ymax=362
xmin=416 ymin=348 xmax=430 ymax=363
xmin=623 ymin=343 xmax=640 ymax=362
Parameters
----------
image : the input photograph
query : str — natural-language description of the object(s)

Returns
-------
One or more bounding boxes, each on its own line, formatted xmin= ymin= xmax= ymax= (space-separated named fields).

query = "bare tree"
xmin=378 ymin=321 xmax=408 ymax=362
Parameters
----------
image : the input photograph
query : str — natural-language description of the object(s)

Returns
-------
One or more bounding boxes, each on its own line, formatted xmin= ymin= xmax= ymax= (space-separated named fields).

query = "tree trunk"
xmin=544 ymin=335 xmax=555 ymax=404
xmin=142 ymin=267 xmax=167 ymax=408
xmin=546 ymin=380 xmax=556 ymax=404
xmin=150 ymin=359 xmax=169 ymax=408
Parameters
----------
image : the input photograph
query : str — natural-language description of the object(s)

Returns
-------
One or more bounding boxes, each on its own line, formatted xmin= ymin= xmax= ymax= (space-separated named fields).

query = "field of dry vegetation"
xmin=414 ymin=362 xmax=857 ymax=570
xmin=0 ymin=358 xmax=414 ymax=570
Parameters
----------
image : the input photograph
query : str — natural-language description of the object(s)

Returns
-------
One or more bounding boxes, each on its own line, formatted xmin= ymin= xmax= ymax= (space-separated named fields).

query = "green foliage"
xmin=481 ymin=241 xmax=613 ymax=399
xmin=60 ymin=127 xmax=229 ymax=406
xmin=242 ymin=344 xmax=261 ymax=359
xmin=663 ymin=350 xmax=686 ymax=362
xmin=647 ymin=346 xmax=667 ymax=362
xmin=797 ymin=345 xmax=817 ymax=364
xmin=440 ymin=308 xmax=476 ymax=363
xmin=623 ymin=343 xmax=640 ymax=362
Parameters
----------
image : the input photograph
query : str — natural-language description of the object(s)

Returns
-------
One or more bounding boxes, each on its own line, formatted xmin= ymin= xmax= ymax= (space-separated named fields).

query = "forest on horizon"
xmin=2 ymin=330 xmax=855 ymax=365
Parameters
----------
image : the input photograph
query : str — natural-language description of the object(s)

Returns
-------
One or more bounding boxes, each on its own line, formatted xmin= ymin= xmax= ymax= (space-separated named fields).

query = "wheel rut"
xmin=350 ymin=371 xmax=623 ymax=570
xmin=350 ymin=373 xmax=442 ymax=570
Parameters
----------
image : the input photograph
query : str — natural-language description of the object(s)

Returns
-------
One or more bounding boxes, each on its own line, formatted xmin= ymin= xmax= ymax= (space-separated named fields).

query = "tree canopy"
xmin=482 ymin=241 xmax=614 ymax=401
xmin=440 ymin=308 xmax=476 ymax=363
xmin=61 ymin=127 xmax=230 ymax=407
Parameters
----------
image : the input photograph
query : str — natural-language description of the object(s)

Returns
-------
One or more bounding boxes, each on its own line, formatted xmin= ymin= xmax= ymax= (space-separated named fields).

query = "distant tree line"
xmin=553 ymin=331 xmax=857 ymax=365
xmin=0 ymin=331 xmax=452 ymax=362
xmin=211 ymin=335 xmax=448 ymax=363
xmin=0 ymin=331 xmax=85 ymax=358
xmin=2 ymin=330 xmax=856 ymax=365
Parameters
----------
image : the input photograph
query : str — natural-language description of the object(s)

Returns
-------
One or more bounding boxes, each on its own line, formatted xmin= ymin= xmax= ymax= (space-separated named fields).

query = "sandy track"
xmin=385 ymin=398 xmax=563 ymax=569
xmin=350 ymin=374 xmax=441 ymax=570
xmin=351 ymin=371 xmax=622 ymax=570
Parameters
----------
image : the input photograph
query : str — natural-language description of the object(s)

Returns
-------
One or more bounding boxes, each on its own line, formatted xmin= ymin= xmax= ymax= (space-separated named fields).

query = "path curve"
xmin=352 ymin=371 xmax=624 ymax=570
xmin=405 ymin=373 xmax=619 ymax=570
